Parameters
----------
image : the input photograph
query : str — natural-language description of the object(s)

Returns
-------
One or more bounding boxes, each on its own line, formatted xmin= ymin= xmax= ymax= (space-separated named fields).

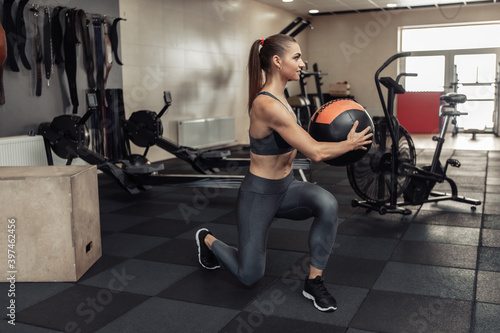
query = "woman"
xmin=196 ymin=34 xmax=372 ymax=312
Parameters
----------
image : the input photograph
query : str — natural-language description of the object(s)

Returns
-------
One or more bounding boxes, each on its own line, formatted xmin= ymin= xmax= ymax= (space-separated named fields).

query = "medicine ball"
xmin=308 ymin=99 xmax=374 ymax=166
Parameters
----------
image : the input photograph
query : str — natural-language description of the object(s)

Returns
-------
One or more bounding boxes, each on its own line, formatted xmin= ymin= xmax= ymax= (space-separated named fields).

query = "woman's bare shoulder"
xmin=252 ymin=94 xmax=286 ymax=120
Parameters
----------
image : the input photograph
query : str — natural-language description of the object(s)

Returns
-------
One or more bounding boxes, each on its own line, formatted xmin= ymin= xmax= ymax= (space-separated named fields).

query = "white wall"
xmin=308 ymin=3 xmax=500 ymax=116
xmin=119 ymin=0 xmax=309 ymax=162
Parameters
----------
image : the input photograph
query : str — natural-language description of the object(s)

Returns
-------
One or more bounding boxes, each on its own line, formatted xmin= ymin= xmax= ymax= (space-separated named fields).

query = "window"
xmin=404 ymin=56 xmax=445 ymax=92
xmin=401 ymin=23 xmax=500 ymax=52
xmin=399 ymin=22 xmax=500 ymax=134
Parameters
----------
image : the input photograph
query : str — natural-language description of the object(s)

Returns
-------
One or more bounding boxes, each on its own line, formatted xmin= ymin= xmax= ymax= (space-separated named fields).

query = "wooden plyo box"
xmin=0 ymin=165 xmax=102 ymax=282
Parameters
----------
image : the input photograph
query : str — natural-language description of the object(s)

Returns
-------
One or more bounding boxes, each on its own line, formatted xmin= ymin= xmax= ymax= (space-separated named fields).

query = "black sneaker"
xmin=195 ymin=228 xmax=220 ymax=270
xmin=302 ymin=276 xmax=337 ymax=312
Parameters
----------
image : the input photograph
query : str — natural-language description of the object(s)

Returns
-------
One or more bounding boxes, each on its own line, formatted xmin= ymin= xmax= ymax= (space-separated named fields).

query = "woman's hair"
xmin=247 ymin=34 xmax=297 ymax=113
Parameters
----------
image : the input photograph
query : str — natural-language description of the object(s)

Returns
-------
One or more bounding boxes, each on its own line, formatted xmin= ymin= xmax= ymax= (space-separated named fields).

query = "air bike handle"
xmin=375 ymin=52 xmax=413 ymax=82
xmin=374 ymin=52 xmax=413 ymax=119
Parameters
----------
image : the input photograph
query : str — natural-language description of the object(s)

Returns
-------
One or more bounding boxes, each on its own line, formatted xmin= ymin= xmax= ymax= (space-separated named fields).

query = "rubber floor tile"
xmin=476 ymin=271 xmax=500 ymax=304
xmin=110 ymin=202 xmax=179 ymax=217
xmin=0 ymin=320 xmax=62 ymax=332
xmin=95 ymin=297 xmax=238 ymax=333
xmin=484 ymin=201 xmax=500 ymax=214
xmin=135 ymin=238 xmax=200 ymax=267
xmin=157 ymin=269 xmax=276 ymax=310
xmin=79 ymin=259 xmax=198 ymax=296
xmin=78 ymin=255 xmax=128 ymax=281
xmin=413 ymin=210 xmax=482 ymax=228
xmin=478 ymin=247 xmax=500 ymax=272
xmin=267 ymin=228 xmax=310 ymax=252
xmin=403 ymin=224 xmax=480 ymax=246
xmin=220 ymin=313 xmax=345 ymax=333
xmin=0 ymin=282 xmax=73 ymax=313
xmin=373 ymin=262 xmax=475 ymax=300
xmin=323 ymin=255 xmax=386 ymax=288
xmin=481 ymin=228 xmax=500 ymax=247
xmin=419 ymin=198 xmax=482 ymax=213
xmin=101 ymin=233 xmax=169 ymax=258
xmin=350 ymin=290 xmax=472 ymax=333
xmin=158 ymin=205 xmax=233 ymax=224
xmin=15 ymin=285 xmax=148 ymax=333
xmin=334 ymin=235 xmax=400 ymax=261
xmin=337 ymin=214 xmax=411 ymax=239
xmin=122 ymin=217 xmax=204 ymax=238
xmin=242 ymin=278 xmax=368 ymax=328
xmin=483 ymin=214 xmax=500 ymax=230
xmin=473 ymin=303 xmax=500 ymax=333
xmin=264 ymin=249 xmax=308 ymax=279
xmin=99 ymin=213 xmax=150 ymax=232
xmin=98 ymin=199 xmax=137 ymax=214
xmin=391 ymin=240 xmax=477 ymax=269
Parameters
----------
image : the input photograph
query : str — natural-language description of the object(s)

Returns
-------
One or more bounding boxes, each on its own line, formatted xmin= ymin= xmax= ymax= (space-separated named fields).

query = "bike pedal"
xmin=446 ymin=158 xmax=461 ymax=167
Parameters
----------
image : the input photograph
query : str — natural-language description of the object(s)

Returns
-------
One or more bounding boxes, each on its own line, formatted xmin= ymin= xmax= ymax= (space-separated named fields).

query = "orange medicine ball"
xmin=308 ymin=99 xmax=374 ymax=166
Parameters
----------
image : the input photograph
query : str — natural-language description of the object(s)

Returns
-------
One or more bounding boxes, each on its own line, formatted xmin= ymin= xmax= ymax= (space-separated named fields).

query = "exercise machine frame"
xmin=348 ymin=52 xmax=481 ymax=215
xmin=122 ymin=91 xmax=312 ymax=182
xmin=39 ymin=92 xmax=246 ymax=194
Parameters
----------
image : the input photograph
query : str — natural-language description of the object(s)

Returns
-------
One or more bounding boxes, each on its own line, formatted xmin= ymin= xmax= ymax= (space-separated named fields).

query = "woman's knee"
xmin=311 ymin=188 xmax=338 ymax=217
xmin=239 ymin=270 xmax=264 ymax=287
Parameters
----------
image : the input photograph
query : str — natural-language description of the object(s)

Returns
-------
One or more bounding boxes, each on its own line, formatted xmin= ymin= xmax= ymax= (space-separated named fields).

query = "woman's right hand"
xmin=346 ymin=120 xmax=373 ymax=151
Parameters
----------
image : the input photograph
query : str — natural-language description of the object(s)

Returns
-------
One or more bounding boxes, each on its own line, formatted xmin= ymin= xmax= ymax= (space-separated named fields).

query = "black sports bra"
xmin=249 ymin=91 xmax=296 ymax=156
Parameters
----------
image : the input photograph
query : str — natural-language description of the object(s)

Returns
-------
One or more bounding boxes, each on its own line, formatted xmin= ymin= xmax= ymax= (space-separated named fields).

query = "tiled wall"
xmin=119 ymin=0 xmax=308 ymax=162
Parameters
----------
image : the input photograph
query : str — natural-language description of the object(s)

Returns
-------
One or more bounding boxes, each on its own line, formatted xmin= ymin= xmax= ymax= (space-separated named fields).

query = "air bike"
xmin=39 ymin=91 xmax=311 ymax=194
xmin=347 ymin=52 xmax=482 ymax=215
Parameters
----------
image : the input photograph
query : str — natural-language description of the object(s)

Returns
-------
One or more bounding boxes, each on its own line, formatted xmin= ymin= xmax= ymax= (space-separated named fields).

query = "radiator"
xmin=0 ymin=135 xmax=85 ymax=167
xmin=178 ymin=117 xmax=236 ymax=149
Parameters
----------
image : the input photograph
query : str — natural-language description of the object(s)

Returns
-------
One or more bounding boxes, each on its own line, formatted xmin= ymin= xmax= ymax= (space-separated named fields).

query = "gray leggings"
xmin=211 ymin=171 xmax=339 ymax=287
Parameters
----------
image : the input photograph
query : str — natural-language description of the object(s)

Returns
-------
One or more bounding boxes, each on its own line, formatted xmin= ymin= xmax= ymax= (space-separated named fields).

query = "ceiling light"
xmin=386 ymin=3 xmax=397 ymax=8
xmin=282 ymin=0 xmax=293 ymax=3
xmin=309 ymin=9 xmax=319 ymax=14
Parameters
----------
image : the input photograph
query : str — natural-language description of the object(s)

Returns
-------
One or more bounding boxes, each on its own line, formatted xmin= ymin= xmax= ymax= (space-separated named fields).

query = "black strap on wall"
xmin=16 ymin=0 xmax=31 ymax=70
xmin=93 ymin=16 xmax=105 ymax=155
xmin=75 ymin=10 xmax=96 ymax=90
xmin=110 ymin=18 xmax=125 ymax=65
xmin=43 ymin=6 xmax=53 ymax=84
xmin=4 ymin=0 xmax=20 ymax=72
xmin=93 ymin=17 xmax=104 ymax=97
xmin=51 ymin=6 xmax=65 ymax=65
xmin=103 ymin=18 xmax=113 ymax=103
xmin=30 ymin=5 xmax=43 ymax=96
xmin=64 ymin=8 xmax=79 ymax=114
xmin=0 ymin=22 xmax=7 ymax=105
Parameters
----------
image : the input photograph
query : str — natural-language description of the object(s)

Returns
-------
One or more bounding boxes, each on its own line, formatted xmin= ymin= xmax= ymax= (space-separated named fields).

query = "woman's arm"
xmin=253 ymin=99 xmax=372 ymax=162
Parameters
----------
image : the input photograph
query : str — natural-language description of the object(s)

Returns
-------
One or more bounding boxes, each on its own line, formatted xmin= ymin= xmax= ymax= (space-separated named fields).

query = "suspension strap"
xmin=3 ymin=0 xmax=19 ymax=72
xmin=75 ymin=9 xmax=96 ymax=90
xmin=51 ymin=6 xmax=65 ymax=65
xmin=16 ymin=0 xmax=31 ymax=70
xmin=93 ymin=16 xmax=105 ymax=155
xmin=103 ymin=18 xmax=113 ymax=93
xmin=43 ymin=6 xmax=53 ymax=85
xmin=30 ymin=4 xmax=43 ymax=96
xmin=0 ymin=22 xmax=7 ymax=105
xmin=110 ymin=17 xmax=125 ymax=65
xmin=64 ymin=8 xmax=79 ymax=113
